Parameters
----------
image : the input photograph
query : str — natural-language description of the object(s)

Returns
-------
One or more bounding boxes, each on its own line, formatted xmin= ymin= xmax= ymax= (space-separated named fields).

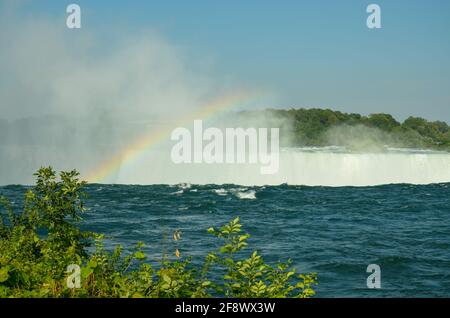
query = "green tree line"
xmin=233 ymin=108 xmax=450 ymax=151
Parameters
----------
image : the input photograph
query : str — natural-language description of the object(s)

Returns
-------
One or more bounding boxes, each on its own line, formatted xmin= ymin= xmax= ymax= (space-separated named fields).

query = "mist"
xmin=115 ymin=147 xmax=450 ymax=186
xmin=0 ymin=5 xmax=242 ymax=184
xmin=1 ymin=4 xmax=450 ymax=187
xmin=110 ymin=116 xmax=450 ymax=186
xmin=325 ymin=125 xmax=394 ymax=151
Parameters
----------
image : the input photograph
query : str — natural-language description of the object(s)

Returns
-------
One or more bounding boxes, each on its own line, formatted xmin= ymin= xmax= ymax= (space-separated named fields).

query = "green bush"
xmin=0 ymin=167 xmax=317 ymax=298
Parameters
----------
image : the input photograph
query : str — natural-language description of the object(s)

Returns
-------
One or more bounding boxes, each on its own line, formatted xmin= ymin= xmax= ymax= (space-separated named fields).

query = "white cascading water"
xmin=115 ymin=148 xmax=450 ymax=186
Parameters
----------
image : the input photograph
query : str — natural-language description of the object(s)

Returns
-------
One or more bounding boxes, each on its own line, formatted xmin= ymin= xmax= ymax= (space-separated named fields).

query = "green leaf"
xmin=81 ymin=267 xmax=94 ymax=278
xmin=134 ymin=251 xmax=145 ymax=260
xmin=201 ymin=281 xmax=211 ymax=287
xmin=88 ymin=259 xmax=97 ymax=268
xmin=0 ymin=267 xmax=10 ymax=283
xmin=162 ymin=274 xmax=171 ymax=284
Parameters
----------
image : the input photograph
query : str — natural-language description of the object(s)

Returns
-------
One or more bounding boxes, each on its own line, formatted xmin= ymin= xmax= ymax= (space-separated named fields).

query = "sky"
xmin=1 ymin=0 xmax=450 ymax=122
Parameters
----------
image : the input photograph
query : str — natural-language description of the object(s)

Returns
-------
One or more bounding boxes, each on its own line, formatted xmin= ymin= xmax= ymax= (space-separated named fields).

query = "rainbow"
xmin=86 ymin=90 xmax=262 ymax=183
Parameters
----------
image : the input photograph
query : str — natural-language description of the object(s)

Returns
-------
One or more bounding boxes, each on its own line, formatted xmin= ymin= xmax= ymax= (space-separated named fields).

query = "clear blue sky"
xmin=10 ymin=0 xmax=450 ymax=122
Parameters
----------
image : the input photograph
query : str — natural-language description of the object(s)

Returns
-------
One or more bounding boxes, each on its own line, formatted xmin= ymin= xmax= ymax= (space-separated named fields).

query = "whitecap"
xmin=178 ymin=183 xmax=192 ymax=190
xmin=214 ymin=188 xmax=228 ymax=196
xmin=235 ymin=189 xmax=256 ymax=200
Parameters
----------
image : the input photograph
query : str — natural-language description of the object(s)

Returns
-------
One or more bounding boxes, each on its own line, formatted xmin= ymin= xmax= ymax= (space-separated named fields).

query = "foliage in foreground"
xmin=0 ymin=167 xmax=317 ymax=298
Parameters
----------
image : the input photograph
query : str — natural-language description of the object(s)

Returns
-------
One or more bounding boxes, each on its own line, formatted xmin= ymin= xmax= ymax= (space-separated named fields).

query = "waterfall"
xmin=115 ymin=148 xmax=450 ymax=186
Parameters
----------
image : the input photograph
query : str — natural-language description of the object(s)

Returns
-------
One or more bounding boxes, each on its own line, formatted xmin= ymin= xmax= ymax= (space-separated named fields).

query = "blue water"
xmin=1 ymin=183 xmax=450 ymax=297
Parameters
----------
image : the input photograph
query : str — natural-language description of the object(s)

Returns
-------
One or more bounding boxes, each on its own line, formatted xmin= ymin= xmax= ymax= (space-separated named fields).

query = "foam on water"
xmin=2 ymin=182 xmax=450 ymax=297
xmin=214 ymin=188 xmax=228 ymax=196
xmin=234 ymin=189 xmax=257 ymax=200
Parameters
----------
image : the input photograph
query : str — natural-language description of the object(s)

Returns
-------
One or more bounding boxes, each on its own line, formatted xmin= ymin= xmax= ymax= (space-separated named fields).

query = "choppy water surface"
xmin=1 ymin=183 xmax=449 ymax=297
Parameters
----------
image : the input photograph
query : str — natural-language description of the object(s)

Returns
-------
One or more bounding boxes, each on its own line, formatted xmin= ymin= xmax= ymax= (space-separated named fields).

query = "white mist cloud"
xmin=0 ymin=11 xmax=217 ymax=121
xmin=0 ymin=5 xmax=236 ymax=184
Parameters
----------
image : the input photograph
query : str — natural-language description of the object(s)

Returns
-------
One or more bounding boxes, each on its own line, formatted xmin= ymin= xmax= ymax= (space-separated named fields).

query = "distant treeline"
xmin=232 ymin=108 xmax=450 ymax=151
xmin=2 ymin=108 xmax=449 ymax=151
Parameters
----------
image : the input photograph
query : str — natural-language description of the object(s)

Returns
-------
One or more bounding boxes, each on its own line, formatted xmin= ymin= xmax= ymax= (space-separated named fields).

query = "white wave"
xmin=178 ymin=183 xmax=192 ymax=190
xmin=234 ymin=189 xmax=256 ymax=200
xmin=214 ymin=188 xmax=228 ymax=196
